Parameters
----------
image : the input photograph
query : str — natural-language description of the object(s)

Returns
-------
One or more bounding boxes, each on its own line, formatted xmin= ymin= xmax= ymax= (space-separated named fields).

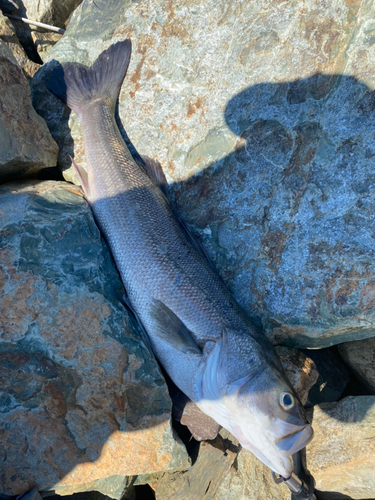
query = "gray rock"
xmin=305 ymin=396 xmax=375 ymax=500
xmin=0 ymin=180 xmax=189 ymax=498
xmin=31 ymin=0 xmax=375 ymax=349
xmin=0 ymin=40 xmax=58 ymax=181
xmin=338 ymin=337 xmax=375 ymax=395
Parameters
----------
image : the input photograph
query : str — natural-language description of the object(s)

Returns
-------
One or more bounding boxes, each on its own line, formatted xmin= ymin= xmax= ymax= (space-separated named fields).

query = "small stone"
xmin=305 ymin=396 xmax=375 ymax=500
xmin=338 ymin=336 xmax=375 ymax=395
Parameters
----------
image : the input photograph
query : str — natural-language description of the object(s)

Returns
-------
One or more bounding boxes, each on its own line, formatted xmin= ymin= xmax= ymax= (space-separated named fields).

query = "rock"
xmin=302 ymin=347 xmax=352 ymax=406
xmin=275 ymin=346 xmax=319 ymax=405
xmin=31 ymin=31 xmax=62 ymax=61
xmin=305 ymin=396 xmax=375 ymax=500
xmin=31 ymin=0 xmax=375 ymax=349
xmin=170 ymin=384 xmax=221 ymax=441
xmin=0 ymin=40 xmax=58 ymax=181
xmin=338 ymin=337 xmax=375 ymax=395
xmin=0 ymin=180 xmax=189 ymax=498
xmin=154 ymin=433 xmax=238 ymax=500
xmin=0 ymin=10 xmax=40 ymax=78
xmin=213 ymin=438 xmax=290 ymax=500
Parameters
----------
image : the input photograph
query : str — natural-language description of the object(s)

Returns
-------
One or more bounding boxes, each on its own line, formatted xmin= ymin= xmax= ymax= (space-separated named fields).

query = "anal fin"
xmin=150 ymin=299 xmax=201 ymax=355
xmin=69 ymin=155 xmax=91 ymax=200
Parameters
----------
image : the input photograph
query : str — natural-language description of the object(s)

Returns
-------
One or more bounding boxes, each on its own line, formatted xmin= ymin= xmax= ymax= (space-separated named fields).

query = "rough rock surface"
xmin=154 ymin=433 xmax=238 ymax=500
xmin=213 ymin=434 xmax=290 ymax=500
xmin=31 ymin=0 xmax=375 ymax=348
xmin=0 ymin=180 xmax=189 ymax=498
xmin=338 ymin=337 xmax=375 ymax=394
xmin=0 ymin=10 xmax=40 ymax=78
xmin=0 ymin=40 xmax=58 ymax=181
xmin=31 ymin=31 xmax=62 ymax=61
xmin=305 ymin=396 xmax=375 ymax=499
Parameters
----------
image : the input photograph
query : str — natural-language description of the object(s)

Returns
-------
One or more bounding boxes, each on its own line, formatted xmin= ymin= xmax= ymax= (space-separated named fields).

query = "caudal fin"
xmin=45 ymin=39 xmax=132 ymax=117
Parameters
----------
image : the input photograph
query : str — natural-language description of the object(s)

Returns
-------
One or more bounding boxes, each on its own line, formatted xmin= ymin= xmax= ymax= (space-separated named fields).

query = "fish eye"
xmin=280 ymin=392 xmax=295 ymax=410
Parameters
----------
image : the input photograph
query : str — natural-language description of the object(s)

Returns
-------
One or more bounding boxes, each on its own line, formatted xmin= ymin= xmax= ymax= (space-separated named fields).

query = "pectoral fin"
xmin=150 ymin=299 xmax=201 ymax=355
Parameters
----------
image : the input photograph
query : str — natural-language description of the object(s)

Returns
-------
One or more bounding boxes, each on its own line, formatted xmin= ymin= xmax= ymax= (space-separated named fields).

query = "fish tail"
xmin=45 ymin=39 xmax=132 ymax=117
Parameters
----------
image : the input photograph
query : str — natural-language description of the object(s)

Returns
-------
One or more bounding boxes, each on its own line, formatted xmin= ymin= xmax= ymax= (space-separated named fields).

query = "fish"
xmin=45 ymin=39 xmax=313 ymax=478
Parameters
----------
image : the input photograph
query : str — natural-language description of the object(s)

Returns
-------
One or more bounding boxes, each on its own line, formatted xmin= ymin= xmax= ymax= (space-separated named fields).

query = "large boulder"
xmin=0 ymin=39 xmax=58 ymax=181
xmin=0 ymin=180 xmax=189 ymax=498
xmin=305 ymin=396 xmax=375 ymax=499
xmin=31 ymin=0 xmax=375 ymax=349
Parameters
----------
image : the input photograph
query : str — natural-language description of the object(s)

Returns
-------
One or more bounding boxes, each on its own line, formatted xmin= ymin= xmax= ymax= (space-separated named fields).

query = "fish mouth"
xmin=275 ymin=424 xmax=314 ymax=457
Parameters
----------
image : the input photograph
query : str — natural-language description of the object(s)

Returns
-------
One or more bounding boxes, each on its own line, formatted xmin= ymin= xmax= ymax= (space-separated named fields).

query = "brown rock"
xmin=171 ymin=384 xmax=220 ymax=441
xmin=305 ymin=396 xmax=375 ymax=499
xmin=338 ymin=336 xmax=375 ymax=394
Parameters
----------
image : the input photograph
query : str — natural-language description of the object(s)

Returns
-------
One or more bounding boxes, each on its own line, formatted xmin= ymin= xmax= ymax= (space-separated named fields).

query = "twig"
xmin=4 ymin=14 xmax=66 ymax=34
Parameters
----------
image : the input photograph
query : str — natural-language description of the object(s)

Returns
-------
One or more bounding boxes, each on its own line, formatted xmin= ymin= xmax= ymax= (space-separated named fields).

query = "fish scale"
xmin=46 ymin=38 xmax=313 ymax=478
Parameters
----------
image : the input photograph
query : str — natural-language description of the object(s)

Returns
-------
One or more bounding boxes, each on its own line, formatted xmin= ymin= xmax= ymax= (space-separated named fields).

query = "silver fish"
xmin=46 ymin=39 xmax=313 ymax=477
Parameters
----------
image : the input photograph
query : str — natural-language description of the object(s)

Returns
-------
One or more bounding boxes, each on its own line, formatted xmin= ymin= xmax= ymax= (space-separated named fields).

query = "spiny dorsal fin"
xmin=150 ymin=299 xmax=201 ymax=355
xmin=137 ymin=155 xmax=170 ymax=199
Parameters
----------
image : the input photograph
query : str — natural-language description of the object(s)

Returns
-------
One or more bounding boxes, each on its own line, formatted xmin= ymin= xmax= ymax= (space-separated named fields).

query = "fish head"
xmin=225 ymin=365 xmax=313 ymax=477
xmin=199 ymin=331 xmax=313 ymax=478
